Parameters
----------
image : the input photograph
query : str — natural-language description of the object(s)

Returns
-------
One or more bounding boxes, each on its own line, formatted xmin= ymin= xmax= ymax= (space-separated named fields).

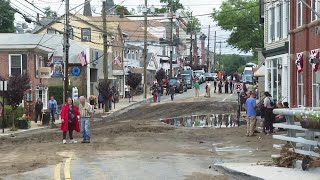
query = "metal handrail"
xmin=273 ymin=107 xmax=320 ymax=116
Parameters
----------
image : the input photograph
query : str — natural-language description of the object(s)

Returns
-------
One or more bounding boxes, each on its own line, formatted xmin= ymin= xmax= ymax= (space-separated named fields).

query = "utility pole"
xmin=207 ymin=25 xmax=210 ymax=72
xmin=169 ymin=2 xmax=173 ymax=78
xmin=102 ymin=1 xmax=109 ymax=112
xmin=213 ymin=31 xmax=216 ymax=72
xmin=219 ymin=40 xmax=222 ymax=70
xmin=143 ymin=0 xmax=148 ymax=100
xmin=63 ymin=0 xmax=70 ymax=103
xmin=189 ymin=12 xmax=193 ymax=67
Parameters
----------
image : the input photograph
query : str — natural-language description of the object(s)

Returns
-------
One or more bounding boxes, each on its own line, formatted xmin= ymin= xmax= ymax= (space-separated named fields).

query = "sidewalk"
xmin=214 ymin=162 xmax=320 ymax=180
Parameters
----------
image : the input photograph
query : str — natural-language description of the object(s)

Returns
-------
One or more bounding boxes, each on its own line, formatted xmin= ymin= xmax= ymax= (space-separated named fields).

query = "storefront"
xmin=265 ymin=53 xmax=289 ymax=103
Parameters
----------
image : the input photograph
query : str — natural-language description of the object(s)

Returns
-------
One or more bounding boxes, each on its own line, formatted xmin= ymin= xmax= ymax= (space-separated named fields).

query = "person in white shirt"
xmin=206 ymin=82 xmax=211 ymax=97
xmin=263 ymin=92 xmax=275 ymax=134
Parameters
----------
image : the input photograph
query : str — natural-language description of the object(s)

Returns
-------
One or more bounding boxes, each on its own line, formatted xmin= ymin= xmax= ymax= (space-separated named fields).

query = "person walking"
xmin=34 ymin=98 xmax=43 ymax=123
xmin=152 ymin=88 xmax=158 ymax=103
xmin=169 ymin=85 xmax=175 ymax=101
xmin=213 ymin=79 xmax=217 ymax=93
xmin=194 ymin=81 xmax=200 ymax=97
xmin=98 ymin=94 xmax=104 ymax=109
xmin=78 ymin=96 xmax=93 ymax=143
xmin=245 ymin=93 xmax=257 ymax=136
xmin=157 ymin=84 xmax=162 ymax=102
xmin=263 ymin=92 xmax=275 ymax=134
xmin=218 ymin=80 xmax=223 ymax=93
xmin=224 ymin=80 xmax=229 ymax=94
xmin=230 ymin=80 xmax=233 ymax=94
xmin=108 ymin=94 xmax=113 ymax=110
xmin=206 ymin=81 xmax=211 ymax=97
xmin=60 ymin=97 xmax=80 ymax=144
xmin=48 ymin=96 xmax=58 ymax=123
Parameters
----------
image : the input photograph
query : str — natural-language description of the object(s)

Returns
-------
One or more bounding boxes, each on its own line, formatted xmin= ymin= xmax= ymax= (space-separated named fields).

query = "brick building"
xmin=290 ymin=0 xmax=320 ymax=107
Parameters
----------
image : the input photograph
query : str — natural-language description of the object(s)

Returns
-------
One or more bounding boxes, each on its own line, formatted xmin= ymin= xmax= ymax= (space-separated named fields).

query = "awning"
xmin=253 ymin=64 xmax=265 ymax=77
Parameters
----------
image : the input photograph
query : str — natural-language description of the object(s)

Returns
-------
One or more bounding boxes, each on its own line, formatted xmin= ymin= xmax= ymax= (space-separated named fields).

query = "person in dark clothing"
xmin=169 ymin=85 xmax=175 ymax=101
xmin=218 ymin=81 xmax=223 ymax=93
xmin=98 ymin=94 xmax=104 ymax=109
xmin=34 ymin=98 xmax=43 ymax=123
xmin=263 ymin=92 xmax=275 ymax=134
xmin=213 ymin=79 xmax=217 ymax=93
xmin=229 ymin=80 xmax=233 ymax=93
xmin=157 ymin=84 xmax=162 ymax=102
xmin=224 ymin=81 xmax=229 ymax=94
xmin=243 ymin=82 xmax=247 ymax=93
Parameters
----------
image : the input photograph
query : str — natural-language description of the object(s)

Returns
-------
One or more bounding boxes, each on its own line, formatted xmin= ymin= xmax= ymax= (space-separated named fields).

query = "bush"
xmin=2 ymin=106 xmax=24 ymax=128
xmin=48 ymin=86 xmax=72 ymax=105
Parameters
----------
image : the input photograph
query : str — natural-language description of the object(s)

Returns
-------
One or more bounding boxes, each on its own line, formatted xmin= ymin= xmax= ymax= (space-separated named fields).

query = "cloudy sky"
xmin=11 ymin=0 xmax=244 ymax=55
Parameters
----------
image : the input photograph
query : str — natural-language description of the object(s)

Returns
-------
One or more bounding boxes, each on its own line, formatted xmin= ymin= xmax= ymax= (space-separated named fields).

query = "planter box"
xmin=300 ymin=120 xmax=320 ymax=129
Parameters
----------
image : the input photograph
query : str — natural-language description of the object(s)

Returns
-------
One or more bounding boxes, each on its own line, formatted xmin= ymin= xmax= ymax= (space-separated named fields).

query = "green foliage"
xmin=2 ymin=106 xmax=23 ymax=128
xmin=0 ymin=0 xmax=15 ymax=33
xmin=155 ymin=68 xmax=166 ymax=82
xmin=44 ymin=6 xmax=57 ymax=18
xmin=48 ymin=86 xmax=72 ymax=105
xmin=6 ymin=74 xmax=31 ymax=111
xmin=115 ymin=5 xmax=131 ymax=15
xmin=185 ymin=10 xmax=201 ymax=33
xmin=156 ymin=0 xmax=184 ymax=13
xmin=96 ymin=80 xmax=113 ymax=103
xmin=219 ymin=54 xmax=252 ymax=74
xmin=212 ymin=0 xmax=263 ymax=53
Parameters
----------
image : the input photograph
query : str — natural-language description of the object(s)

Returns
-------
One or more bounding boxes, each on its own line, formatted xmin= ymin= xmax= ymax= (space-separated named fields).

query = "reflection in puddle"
xmin=160 ymin=114 xmax=241 ymax=128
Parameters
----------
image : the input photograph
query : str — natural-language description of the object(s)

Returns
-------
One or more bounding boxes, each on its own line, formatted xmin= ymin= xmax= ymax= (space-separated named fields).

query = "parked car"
xmin=204 ymin=73 xmax=215 ymax=81
xmin=181 ymin=74 xmax=193 ymax=89
xmin=169 ymin=78 xmax=186 ymax=93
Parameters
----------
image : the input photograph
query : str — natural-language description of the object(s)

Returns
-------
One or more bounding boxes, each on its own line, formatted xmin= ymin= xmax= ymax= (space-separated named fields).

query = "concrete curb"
xmin=213 ymin=163 xmax=264 ymax=180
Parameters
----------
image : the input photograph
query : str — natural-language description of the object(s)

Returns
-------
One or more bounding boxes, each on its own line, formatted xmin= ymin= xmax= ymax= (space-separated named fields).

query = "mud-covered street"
xmin=0 ymin=93 xmax=280 ymax=179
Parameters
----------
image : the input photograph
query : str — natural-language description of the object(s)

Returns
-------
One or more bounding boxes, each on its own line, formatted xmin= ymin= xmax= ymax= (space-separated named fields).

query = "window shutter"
xmin=22 ymin=54 xmax=27 ymax=73
xmin=279 ymin=3 xmax=283 ymax=38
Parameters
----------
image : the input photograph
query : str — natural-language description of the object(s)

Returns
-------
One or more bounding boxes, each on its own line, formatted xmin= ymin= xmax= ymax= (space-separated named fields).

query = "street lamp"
xmin=137 ymin=2 xmax=155 ymax=100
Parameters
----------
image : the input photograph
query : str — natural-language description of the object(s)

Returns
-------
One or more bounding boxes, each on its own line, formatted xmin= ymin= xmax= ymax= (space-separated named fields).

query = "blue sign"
xmin=51 ymin=56 xmax=64 ymax=78
xmin=94 ymin=51 xmax=99 ymax=64
xmin=71 ymin=67 xmax=81 ymax=76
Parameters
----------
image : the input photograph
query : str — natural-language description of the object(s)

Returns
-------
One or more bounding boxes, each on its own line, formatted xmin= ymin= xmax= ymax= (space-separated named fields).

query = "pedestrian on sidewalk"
xmin=194 ymin=81 xmax=200 ymax=97
xmin=245 ymin=93 xmax=257 ymax=136
xmin=108 ymin=94 xmax=113 ymax=110
xmin=224 ymin=80 xmax=229 ymax=94
xmin=34 ymin=98 xmax=43 ymax=123
xmin=89 ymin=95 xmax=95 ymax=110
xmin=263 ymin=92 xmax=275 ymax=134
xmin=206 ymin=82 xmax=211 ymax=97
xmin=79 ymin=96 xmax=93 ymax=143
xmin=48 ymin=96 xmax=58 ymax=123
xmin=213 ymin=79 xmax=217 ymax=93
xmin=218 ymin=80 xmax=223 ymax=93
xmin=152 ymin=88 xmax=158 ymax=102
xmin=98 ymin=94 xmax=104 ymax=109
xmin=157 ymin=84 xmax=162 ymax=102
xmin=230 ymin=80 xmax=233 ymax=94
xmin=169 ymin=85 xmax=175 ymax=101
xmin=60 ymin=97 xmax=80 ymax=144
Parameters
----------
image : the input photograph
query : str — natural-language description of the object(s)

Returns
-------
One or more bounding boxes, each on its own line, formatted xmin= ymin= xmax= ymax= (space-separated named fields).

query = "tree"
xmin=156 ymin=0 xmax=184 ymax=13
xmin=115 ymin=5 xmax=131 ymax=15
xmin=44 ymin=6 xmax=57 ymax=18
xmin=0 ymin=0 xmax=15 ymax=33
xmin=211 ymin=0 xmax=263 ymax=53
xmin=185 ymin=10 xmax=201 ymax=33
xmin=126 ymin=72 xmax=142 ymax=99
xmin=219 ymin=54 xmax=247 ymax=74
xmin=6 ymin=73 xmax=31 ymax=130
xmin=96 ymin=80 xmax=113 ymax=112
xmin=155 ymin=68 xmax=166 ymax=83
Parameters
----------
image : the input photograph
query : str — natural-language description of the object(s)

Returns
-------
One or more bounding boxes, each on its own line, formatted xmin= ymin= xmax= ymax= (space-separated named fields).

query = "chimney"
xmin=36 ymin=13 xmax=40 ymax=23
xmin=83 ymin=0 xmax=92 ymax=16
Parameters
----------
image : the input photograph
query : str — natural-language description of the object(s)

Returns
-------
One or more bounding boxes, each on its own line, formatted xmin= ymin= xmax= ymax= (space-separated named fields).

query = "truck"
xmin=242 ymin=63 xmax=257 ymax=84
xmin=179 ymin=70 xmax=194 ymax=89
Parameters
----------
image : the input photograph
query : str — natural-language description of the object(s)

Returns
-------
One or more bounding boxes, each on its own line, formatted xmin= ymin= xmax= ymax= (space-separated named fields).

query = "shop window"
xmin=312 ymin=71 xmax=320 ymax=107
xmin=36 ymin=88 xmax=48 ymax=109
xmin=297 ymin=72 xmax=304 ymax=107
xmin=297 ymin=1 xmax=303 ymax=27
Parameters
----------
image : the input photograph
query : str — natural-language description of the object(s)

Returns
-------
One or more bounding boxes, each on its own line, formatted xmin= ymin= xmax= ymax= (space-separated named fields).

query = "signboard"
xmin=51 ymin=56 xmax=64 ymax=78
xmin=235 ymin=83 xmax=243 ymax=93
xmin=113 ymin=70 xmax=124 ymax=76
xmin=39 ymin=67 xmax=51 ymax=79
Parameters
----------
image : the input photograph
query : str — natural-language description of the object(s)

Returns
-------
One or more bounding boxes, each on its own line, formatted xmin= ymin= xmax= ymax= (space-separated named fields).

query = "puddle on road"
xmin=160 ymin=114 xmax=245 ymax=128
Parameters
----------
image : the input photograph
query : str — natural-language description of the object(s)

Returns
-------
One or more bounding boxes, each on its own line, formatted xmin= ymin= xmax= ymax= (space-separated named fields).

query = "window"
xmin=9 ymin=54 xmax=22 ymax=75
xmin=283 ymin=2 xmax=289 ymax=36
xmin=297 ymin=1 xmax=303 ymax=27
xmin=34 ymin=55 xmax=39 ymax=78
xmin=269 ymin=6 xmax=275 ymax=41
xmin=81 ymin=28 xmax=91 ymax=42
xmin=69 ymin=28 xmax=74 ymax=40
xmin=277 ymin=3 xmax=282 ymax=39
xmin=297 ymin=72 xmax=304 ymax=107
xmin=35 ymin=88 xmax=48 ymax=109
xmin=312 ymin=71 xmax=320 ymax=107
xmin=47 ymin=28 xmax=56 ymax=34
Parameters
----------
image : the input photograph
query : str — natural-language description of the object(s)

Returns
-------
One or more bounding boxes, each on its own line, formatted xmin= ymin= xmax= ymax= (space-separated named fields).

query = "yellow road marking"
xmin=54 ymin=163 xmax=61 ymax=180
xmin=64 ymin=156 xmax=72 ymax=180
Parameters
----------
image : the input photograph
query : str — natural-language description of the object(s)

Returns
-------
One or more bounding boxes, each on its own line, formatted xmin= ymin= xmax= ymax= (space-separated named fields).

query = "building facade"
xmin=290 ymin=0 xmax=320 ymax=107
xmin=264 ymin=0 xmax=290 ymax=103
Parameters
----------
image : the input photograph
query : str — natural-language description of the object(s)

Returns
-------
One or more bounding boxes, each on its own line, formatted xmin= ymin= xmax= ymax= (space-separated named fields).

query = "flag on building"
xmin=113 ymin=55 xmax=122 ymax=65
xmin=309 ymin=49 xmax=319 ymax=72
xmin=78 ymin=51 xmax=87 ymax=66
xmin=295 ymin=52 xmax=303 ymax=73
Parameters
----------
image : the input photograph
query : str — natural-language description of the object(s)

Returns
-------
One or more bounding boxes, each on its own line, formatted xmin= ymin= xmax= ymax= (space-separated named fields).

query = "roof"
xmin=0 ymin=34 xmax=99 ymax=64
xmin=88 ymin=16 xmax=159 ymax=42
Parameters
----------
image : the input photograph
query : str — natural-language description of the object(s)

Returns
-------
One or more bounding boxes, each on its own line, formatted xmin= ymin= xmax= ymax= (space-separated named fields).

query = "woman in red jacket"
xmin=60 ymin=97 xmax=80 ymax=144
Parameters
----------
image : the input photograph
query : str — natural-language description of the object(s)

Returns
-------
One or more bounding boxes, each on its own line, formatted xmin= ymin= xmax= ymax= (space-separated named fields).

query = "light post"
xmin=0 ymin=79 xmax=7 ymax=134
xmin=137 ymin=3 xmax=155 ymax=100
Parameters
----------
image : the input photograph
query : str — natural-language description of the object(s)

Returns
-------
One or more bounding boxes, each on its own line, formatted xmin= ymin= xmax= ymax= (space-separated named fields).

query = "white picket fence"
xmin=272 ymin=108 xmax=320 ymax=158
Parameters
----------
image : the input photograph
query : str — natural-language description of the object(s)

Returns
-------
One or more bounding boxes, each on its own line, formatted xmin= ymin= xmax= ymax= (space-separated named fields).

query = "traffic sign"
xmin=235 ymin=83 xmax=243 ymax=93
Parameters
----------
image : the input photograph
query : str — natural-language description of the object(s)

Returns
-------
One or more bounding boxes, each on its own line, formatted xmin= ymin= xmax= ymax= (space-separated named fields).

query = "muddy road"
xmin=0 ymin=97 xmax=279 ymax=179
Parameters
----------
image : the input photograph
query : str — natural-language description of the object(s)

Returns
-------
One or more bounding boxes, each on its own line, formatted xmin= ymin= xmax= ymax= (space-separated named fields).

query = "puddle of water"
xmin=160 ymin=114 xmax=242 ymax=128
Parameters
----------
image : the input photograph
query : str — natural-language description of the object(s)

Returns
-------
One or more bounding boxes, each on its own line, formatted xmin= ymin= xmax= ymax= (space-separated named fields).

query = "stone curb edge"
xmin=213 ymin=164 xmax=265 ymax=180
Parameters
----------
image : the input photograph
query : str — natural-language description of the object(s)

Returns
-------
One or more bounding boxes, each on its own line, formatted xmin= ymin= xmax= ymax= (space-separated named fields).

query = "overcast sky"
xmin=11 ymin=0 xmax=246 ymax=55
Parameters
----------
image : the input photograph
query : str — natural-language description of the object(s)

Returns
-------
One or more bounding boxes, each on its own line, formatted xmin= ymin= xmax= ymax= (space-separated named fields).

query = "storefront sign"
xmin=113 ymin=70 xmax=124 ymax=76
xmin=51 ymin=56 xmax=64 ymax=78
xmin=39 ymin=67 xmax=51 ymax=78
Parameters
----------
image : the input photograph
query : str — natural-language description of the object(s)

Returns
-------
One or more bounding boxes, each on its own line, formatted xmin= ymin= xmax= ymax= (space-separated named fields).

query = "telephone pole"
xmin=219 ymin=40 xmax=222 ymax=70
xmin=213 ymin=31 xmax=216 ymax=72
xmin=207 ymin=25 xmax=210 ymax=72
xmin=63 ymin=0 xmax=70 ymax=103
xmin=169 ymin=2 xmax=173 ymax=78
xmin=102 ymin=1 xmax=109 ymax=112
xmin=143 ymin=0 xmax=148 ymax=99
xmin=189 ymin=12 xmax=193 ymax=67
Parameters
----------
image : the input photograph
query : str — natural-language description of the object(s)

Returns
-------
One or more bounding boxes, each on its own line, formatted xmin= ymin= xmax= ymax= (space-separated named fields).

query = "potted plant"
xmin=17 ymin=114 xmax=31 ymax=129
xmin=296 ymin=110 xmax=320 ymax=129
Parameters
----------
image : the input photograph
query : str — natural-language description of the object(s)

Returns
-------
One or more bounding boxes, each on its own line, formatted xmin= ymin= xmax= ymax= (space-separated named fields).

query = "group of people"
xmin=213 ymin=79 xmax=234 ymax=94
xmin=245 ymin=91 xmax=289 ymax=137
